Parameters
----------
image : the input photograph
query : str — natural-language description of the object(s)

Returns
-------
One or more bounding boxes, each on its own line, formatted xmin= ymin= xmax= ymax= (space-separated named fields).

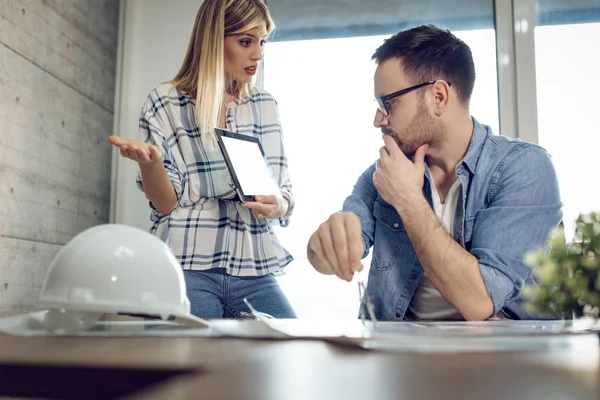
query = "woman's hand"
xmin=109 ymin=136 xmax=162 ymax=165
xmin=242 ymin=195 xmax=288 ymax=220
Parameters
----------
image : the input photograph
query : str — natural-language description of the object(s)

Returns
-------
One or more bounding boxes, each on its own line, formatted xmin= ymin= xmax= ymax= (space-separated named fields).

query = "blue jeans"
xmin=183 ymin=269 xmax=296 ymax=319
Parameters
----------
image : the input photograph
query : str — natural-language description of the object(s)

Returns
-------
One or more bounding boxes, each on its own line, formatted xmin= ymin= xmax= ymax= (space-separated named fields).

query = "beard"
xmin=382 ymin=102 xmax=439 ymax=157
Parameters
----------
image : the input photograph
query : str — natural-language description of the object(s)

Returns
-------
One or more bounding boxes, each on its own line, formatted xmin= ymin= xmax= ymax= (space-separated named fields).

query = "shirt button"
xmin=393 ymin=223 xmax=399 ymax=228
xmin=395 ymin=312 xmax=401 ymax=318
xmin=411 ymin=273 xmax=417 ymax=279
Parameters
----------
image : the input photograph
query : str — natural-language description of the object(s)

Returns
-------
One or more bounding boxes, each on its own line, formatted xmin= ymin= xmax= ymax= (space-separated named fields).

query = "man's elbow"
xmin=460 ymin=296 xmax=494 ymax=321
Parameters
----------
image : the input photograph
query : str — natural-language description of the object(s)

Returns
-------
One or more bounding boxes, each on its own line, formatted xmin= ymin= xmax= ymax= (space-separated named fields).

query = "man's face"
xmin=373 ymin=60 xmax=438 ymax=156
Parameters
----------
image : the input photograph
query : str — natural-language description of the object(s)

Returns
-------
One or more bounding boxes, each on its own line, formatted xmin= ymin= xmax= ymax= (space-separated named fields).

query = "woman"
xmin=109 ymin=0 xmax=296 ymax=319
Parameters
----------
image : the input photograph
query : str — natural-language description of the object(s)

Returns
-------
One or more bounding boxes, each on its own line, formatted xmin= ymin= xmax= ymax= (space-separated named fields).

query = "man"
xmin=307 ymin=25 xmax=562 ymax=321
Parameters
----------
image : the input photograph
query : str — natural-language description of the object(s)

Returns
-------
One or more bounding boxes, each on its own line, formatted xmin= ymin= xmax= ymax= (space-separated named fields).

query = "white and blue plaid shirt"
xmin=136 ymin=83 xmax=294 ymax=276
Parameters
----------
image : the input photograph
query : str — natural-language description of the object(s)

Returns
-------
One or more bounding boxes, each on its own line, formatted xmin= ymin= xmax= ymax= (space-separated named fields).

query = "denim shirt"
xmin=342 ymin=119 xmax=562 ymax=320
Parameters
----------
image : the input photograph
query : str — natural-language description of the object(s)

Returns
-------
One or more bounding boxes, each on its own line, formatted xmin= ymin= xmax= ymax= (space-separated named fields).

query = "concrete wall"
xmin=0 ymin=0 xmax=120 ymax=311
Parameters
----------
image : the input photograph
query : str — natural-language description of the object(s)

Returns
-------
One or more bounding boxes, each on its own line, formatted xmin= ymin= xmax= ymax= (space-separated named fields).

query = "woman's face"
xmin=224 ymin=24 xmax=268 ymax=85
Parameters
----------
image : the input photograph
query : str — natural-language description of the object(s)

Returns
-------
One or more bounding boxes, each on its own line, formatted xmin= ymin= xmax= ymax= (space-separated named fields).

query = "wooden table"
xmin=0 ymin=327 xmax=598 ymax=399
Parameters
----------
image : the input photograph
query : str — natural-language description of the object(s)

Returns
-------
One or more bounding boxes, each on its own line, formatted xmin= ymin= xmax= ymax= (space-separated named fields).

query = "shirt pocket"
xmin=372 ymin=200 xmax=409 ymax=271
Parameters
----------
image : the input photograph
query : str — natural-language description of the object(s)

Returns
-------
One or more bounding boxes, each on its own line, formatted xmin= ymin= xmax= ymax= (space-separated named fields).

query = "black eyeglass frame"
xmin=376 ymin=80 xmax=452 ymax=116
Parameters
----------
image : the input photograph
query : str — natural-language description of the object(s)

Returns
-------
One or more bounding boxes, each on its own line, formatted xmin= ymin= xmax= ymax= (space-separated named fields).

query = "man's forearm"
xmin=396 ymin=194 xmax=493 ymax=320
xmin=140 ymin=162 xmax=178 ymax=215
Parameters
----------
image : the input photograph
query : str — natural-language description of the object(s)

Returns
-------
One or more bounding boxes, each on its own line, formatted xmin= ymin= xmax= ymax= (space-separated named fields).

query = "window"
xmin=534 ymin=4 xmax=600 ymax=238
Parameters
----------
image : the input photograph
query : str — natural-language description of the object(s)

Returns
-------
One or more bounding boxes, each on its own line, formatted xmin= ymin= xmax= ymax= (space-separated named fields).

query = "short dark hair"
xmin=372 ymin=25 xmax=475 ymax=106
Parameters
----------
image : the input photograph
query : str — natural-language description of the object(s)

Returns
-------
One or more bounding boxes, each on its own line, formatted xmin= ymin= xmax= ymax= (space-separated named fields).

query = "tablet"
xmin=214 ymin=128 xmax=282 ymax=202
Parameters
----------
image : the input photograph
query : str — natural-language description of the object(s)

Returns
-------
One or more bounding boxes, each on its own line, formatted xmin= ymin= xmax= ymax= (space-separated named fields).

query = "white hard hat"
xmin=37 ymin=224 xmax=207 ymax=332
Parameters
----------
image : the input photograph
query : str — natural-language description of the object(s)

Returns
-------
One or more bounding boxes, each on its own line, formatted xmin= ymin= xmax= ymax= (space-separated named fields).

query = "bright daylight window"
xmin=264 ymin=30 xmax=499 ymax=319
xmin=535 ymin=22 xmax=600 ymax=240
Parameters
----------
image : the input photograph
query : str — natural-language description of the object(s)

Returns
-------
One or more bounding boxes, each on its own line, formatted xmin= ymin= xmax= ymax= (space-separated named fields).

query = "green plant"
xmin=525 ymin=212 xmax=600 ymax=319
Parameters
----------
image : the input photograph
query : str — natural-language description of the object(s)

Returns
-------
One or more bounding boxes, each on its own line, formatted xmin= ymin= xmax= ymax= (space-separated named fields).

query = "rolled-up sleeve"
xmin=135 ymin=104 xmax=184 ymax=211
xmin=260 ymin=96 xmax=294 ymax=227
xmin=470 ymin=144 xmax=562 ymax=316
xmin=341 ymin=164 xmax=378 ymax=259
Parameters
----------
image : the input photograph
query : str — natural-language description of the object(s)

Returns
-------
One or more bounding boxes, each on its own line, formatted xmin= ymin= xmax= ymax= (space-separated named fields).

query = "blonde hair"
xmin=171 ymin=0 xmax=274 ymax=139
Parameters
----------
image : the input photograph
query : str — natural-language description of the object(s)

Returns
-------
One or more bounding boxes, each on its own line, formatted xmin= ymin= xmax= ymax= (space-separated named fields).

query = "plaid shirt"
xmin=136 ymin=84 xmax=294 ymax=276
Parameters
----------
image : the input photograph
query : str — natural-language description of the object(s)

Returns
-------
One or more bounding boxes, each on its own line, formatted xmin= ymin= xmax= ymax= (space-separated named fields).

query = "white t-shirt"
xmin=408 ymin=175 xmax=463 ymax=320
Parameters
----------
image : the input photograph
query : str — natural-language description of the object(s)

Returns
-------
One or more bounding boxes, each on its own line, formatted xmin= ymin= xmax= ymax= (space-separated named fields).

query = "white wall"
xmin=111 ymin=0 xmax=201 ymax=229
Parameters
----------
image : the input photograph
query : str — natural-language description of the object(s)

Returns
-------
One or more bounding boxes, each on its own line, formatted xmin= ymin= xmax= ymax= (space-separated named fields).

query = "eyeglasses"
xmin=375 ymin=80 xmax=452 ymax=116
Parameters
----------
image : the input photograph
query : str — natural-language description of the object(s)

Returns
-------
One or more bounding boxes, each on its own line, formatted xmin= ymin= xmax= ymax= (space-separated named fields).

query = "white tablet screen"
xmin=221 ymin=135 xmax=281 ymax=198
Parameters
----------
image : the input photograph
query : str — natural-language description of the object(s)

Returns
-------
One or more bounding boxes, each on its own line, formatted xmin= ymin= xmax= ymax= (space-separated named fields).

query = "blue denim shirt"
xmin=342 ymin=119 xmax=562 ymax=320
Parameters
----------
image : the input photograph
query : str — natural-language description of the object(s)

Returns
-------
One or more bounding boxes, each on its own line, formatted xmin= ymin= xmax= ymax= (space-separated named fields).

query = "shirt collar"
xmin=459 ymin=117 xmax=489 ymax=174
